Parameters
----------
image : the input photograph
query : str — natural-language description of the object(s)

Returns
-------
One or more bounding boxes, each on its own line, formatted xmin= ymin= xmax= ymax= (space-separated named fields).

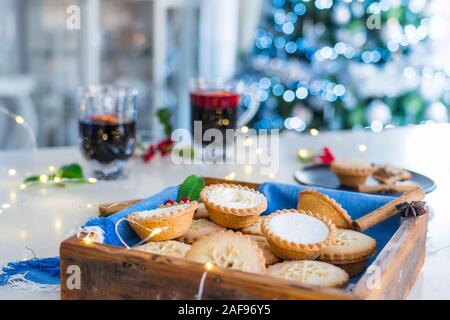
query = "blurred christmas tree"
xmin=242 ymin=0 xmax=450 ymax=132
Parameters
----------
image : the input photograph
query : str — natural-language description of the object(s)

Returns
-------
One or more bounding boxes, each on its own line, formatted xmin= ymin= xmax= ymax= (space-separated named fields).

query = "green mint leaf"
xmin=55 ymin=163 xmax=84 ymax=179
xmin=177 ymin=175 xmax=205 ymax=202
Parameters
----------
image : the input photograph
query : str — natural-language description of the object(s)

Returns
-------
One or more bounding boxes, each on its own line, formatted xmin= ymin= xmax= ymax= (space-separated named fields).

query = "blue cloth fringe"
xmin=0 ymin=257 xmax=60 ymax=287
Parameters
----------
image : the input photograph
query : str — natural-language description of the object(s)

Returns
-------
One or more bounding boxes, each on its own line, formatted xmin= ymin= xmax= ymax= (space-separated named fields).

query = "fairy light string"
xmin=0 ymin=106 xmax=37 ymax=150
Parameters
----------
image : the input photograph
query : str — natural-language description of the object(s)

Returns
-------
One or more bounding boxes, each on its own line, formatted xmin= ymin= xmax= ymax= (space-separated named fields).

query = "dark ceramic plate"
xmin=293 ymin=164 xmax=436 ymax=196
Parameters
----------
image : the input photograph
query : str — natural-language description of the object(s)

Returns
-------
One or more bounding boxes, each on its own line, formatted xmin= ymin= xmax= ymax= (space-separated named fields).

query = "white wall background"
xmin=198 ymin=0 xmax=263 ymax=80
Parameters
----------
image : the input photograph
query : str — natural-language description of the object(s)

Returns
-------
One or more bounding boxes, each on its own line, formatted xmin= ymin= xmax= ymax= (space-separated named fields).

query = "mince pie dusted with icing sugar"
xmin=200 ymin=184 xmax=267 ymax=229
xmin=267 ymin=260 xmax=349 ymax=288
xmin=133 ymin=240 xmax=191 ymax=259
xmin=127 ymin=200 xmax=197 ymax=242
xmin=319 ymin=229 xmax=376 ymax=276
xmin=186 ymin=231 xmax=266 ymax=274
xmin=262 ymin=209 xmax=336 ymax=260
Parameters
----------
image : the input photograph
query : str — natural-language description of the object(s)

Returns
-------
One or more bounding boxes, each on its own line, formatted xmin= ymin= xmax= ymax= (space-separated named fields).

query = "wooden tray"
xmin=60 ymin=177 xmax=428 ymax=300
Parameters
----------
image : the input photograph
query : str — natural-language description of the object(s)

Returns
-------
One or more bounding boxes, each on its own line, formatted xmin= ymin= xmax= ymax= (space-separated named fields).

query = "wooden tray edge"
xmin=353 ymin=213 xmax=428 ymax=299
xmin=60 ymin=236 xmax=355 ymax=300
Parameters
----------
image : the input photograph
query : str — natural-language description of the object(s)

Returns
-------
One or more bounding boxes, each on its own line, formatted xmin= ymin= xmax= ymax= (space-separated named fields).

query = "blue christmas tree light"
xmin=240 ymin=0 xmax=449 ymax=131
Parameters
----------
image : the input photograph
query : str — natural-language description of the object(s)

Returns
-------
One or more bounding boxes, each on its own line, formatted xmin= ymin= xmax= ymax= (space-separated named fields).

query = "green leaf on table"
xmin=156 ymin=108 xmax=173 ymax=138
xmin=24 ymin=175 xmax=41 ymax=183
xmin=177 ymin=175 xmax=205 ymax=202
xmin=54 ymin=163 xmax=84 ymax=180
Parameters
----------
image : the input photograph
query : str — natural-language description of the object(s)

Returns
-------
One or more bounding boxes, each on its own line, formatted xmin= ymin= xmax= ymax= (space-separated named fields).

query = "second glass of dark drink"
xmin=190 ymin=79 xmax=261 ymax=150
xmin=190 ymin=91 xmax=240 ymax=146
xmin=79 ymin=85 xmax=137 ymax=180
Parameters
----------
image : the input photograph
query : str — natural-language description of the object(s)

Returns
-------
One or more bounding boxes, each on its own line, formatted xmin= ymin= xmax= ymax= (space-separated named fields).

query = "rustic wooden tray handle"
xmin=352 ymin=187 xmax=425 ymax=232
xmin=98 ymin=199 xmax=143 ymax=216
xmin=356 ymin=184 xmax=418 ymax=194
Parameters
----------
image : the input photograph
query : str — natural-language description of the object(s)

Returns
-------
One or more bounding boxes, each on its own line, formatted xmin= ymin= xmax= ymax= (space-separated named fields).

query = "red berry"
xmin=319 ymin=147 xmax=335 ymax=164
xmin=143 ymin=145 xmax=157 ymax=162
xmin=157 ymin=138 xmax=174 ymax=157
xmin=181 ymin=197 xmax=190 ymax=203
xmin=165 ymin=199 xmax=174 ymax=205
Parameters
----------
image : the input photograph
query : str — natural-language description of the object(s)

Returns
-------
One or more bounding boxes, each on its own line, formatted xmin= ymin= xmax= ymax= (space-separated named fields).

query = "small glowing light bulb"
xmin=15 ymin=116 xmax=25 ymax=124
xmin=298 ymin=149 xmax=309 ymax=158
xmin=204 ymin=262 xmax=214 ymax=271
xmin=88 ymin=177 xmax=97 ymax=184
xmin=243 ymin=138 xmax=253 ymax=146
xmin=39 ymin=175 xmax=48 ymax=183
xmin=358 ymin=144 xmax=368 ymax=152
xmin=150 ymin=228 xmax=163 ymax=238
xmin=241 ymin=126 xmax=249 ymax=134
xmin=310 ymin=128 xmax=319 ymax=136
xmin=54 ymin=219 xmax=62 ymax=230
xmin=82 ymin=237 xmax=93 ymax=246
xmin=225 ymin=172 xmax=236 ymax=180
xmin=8 ymin=169 xmax=16 ymax=176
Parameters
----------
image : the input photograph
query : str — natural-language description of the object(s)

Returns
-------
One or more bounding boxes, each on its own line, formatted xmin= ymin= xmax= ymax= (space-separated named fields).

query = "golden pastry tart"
xmin=177 ymin=218 xmax=226 ymax=244
xmin=127 ymin=201 xmax=197 ymax=242
xmin=262 ymin=209 xmax=336 ymax=260
xmin=133 ymin=240 xmax=191 ymax=259
xmin=200 ymin=184 xmax=267 ymax=229
xmin=297 ymin=189 xmax=353 ymax=229
xmin=268 ymin=260 xmax=349 ymax=288
xmin=319 ymin=229 xmax=376 ymax=276
xmin=186 ymin=231 xmax=266 ymax=274
xmin=246 ymin=235 xmax=280 ymax=266
xmin=330 ymin=159 xmax=375 ymax=188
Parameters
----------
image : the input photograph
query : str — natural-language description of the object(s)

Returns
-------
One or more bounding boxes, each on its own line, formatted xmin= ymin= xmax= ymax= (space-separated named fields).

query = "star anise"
xmin=396 ymin=201 xmax=428 ymax=218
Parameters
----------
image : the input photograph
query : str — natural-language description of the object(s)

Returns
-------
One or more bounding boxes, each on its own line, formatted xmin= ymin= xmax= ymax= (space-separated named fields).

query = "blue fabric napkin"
xmin=258 ymin=182 xmax=394 ymax=217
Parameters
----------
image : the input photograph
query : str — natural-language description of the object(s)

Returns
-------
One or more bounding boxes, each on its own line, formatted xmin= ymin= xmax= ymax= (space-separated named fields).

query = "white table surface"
xmin=1 ymin=124 xmax=449 ymax=300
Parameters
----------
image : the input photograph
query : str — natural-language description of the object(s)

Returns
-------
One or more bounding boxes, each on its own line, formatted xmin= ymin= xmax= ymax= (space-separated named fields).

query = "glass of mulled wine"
xmin=79 ymin=85 xmax=137 ymax=180
xmin=190 ymin=79 xmax=261 ymax=147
